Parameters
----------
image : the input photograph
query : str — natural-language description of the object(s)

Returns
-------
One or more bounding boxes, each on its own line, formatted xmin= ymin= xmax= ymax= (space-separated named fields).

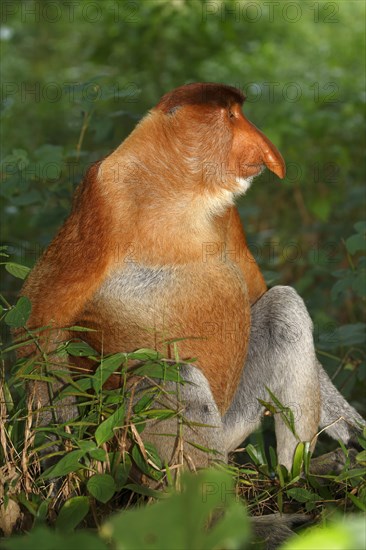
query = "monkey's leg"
xmin=133 ymin=364 xmax=226 ymax=472
xmin=223 ymin=286 xmax=321 ymax=470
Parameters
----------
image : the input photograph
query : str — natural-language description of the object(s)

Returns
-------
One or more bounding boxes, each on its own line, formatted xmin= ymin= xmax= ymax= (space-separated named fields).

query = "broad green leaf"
xmin=354 ymin=221 xmax=366 ymax=234
xmin=77 ymin=440 xmax=97 ymax=453
xmin=131 ymin=442 xmax=163 ymax=481
xmin=5 ymin=262 xmax=30 ymax=279
xmin=337 ymin=323 xmax=366 ymax=346
xmin=34 ymin=499 xmax=50 ymax=527
xmin=55 ymin=496 xmax=90 ymax=532
xmin=95 ymin=405 xmax=125 ymax=446
xmin=89 ymin=448 xmax=108 ymax=461
xmin=5 ymin=296 xmax=32 ymax=327
xmin=102 ymin=470 xmax=249 ymax=550
xmin=281 ymin=516 xmax=366 ymax=550
xmin=134 ymin=361 xmax=184 ymax=382
xmin=11 ymin=190 xmax=42 ymax=206
xmin=1 ymin=526 xmax=108 ymax=550
xmin=113 ymin=455 xmax=132 ymax=490
xmin=87 ymin=474 xmax=116 ymax=503
xmin=310 ymin=197 xmax=331 ymax=221
xmin=355 ymin=450 xmax=366 ymax=463
xmin=346 ymin=234 xmax=366 ymax=254
xmin=66 ymin=341 xmax=98 ymax=357
xmin=42 ymin=449 xmax=86 ymax=479
xmin=352 ymin=271 xmax=366 ymax=297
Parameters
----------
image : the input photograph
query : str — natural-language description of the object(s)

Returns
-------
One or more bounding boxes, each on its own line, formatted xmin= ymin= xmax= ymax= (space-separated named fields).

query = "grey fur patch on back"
xmin=97 ymin=263 xmax=173 ymax=298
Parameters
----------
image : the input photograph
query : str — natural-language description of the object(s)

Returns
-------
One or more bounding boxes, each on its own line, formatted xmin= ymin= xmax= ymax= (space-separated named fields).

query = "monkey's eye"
xmin=228 ymin=109 xmax=235 ymax=120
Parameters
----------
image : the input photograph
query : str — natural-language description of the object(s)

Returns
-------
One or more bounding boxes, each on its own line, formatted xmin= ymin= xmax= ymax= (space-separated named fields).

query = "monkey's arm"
xmin=21 ymin=162 xmax=119 ymax=329
xmin=225 ymin=206 xmax=267 ymax=305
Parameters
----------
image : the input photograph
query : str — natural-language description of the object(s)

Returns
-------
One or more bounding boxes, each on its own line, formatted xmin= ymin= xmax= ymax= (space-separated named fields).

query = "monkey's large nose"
xmin=241 ymin=114 xmax=286 ymax=179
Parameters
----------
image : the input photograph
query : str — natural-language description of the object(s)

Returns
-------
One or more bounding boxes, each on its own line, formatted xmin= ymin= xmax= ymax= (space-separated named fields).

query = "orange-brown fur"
xmin=19 ymin=83 xmax=285 ymax=414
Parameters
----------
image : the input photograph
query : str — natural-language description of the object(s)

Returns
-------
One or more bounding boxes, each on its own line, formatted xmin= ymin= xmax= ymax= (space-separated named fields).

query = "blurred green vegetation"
xmin=1 ymin=0 xmax=365 ymax=416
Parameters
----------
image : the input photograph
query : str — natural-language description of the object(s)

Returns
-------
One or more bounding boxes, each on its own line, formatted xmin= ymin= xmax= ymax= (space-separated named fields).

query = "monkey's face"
xmin=154 ymin=83 xmax=285 ymax=199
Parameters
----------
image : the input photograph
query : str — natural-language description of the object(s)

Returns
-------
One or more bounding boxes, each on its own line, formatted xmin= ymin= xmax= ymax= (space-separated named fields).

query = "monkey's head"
xmin=105 ymin=83 xmax=285 ymax=214
xmin=155 ymin=82 xmax=284 ymax=189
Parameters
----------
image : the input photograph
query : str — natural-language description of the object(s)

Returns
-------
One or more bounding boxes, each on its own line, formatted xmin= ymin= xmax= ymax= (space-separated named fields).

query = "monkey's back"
xmin=75 ymin=260 xmax=250 ymax=413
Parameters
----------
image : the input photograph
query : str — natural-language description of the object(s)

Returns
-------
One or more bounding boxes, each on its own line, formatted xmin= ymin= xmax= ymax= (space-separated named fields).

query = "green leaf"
xmin=355 ymin=450 xmax=366 ymax=463
xmin=131 ymin=442 xmax=164 ymax=481
xmin=55 ymin=496 xmax=90 ymax=532
xmin=352 ymin=271 xmax=366 ymax=297
xmin=244 ymin=443 xmax=264 ymax=466
xmin=291 ymin=442 xmax=305 ymax=478
xmin=281 ymin=515 xmax=366 ymax=550
xmin=102 ymin=470 xmax=249 ymax=550
xmin=348 ymin=493 xmax=366 ymax=511
xmin=337 ymin=323 xmax=366 ymax=346
xmin=346 ymin=234 xmax=366 ymax=254
xmin=263 ymin=388 xmax=298 ymax=438
xmin=95 ymin=405 xmax=125 ymax=446
xmin=5 ymin=262 xmax=30 ymax=279
xmin=42 ymin=449 xmax=86 ymax=479
xmin=354 ymin=221 xmax=366 ymax=234
xmin=66 ymin=341 xmax=98 ymax=357
xmin=133 ymin=392 xmax=156 ymax=414
xmin=1 ymin=527 xmax=109 ymax=550
xmin=68 ymin=325 xmax=96 ymax=332
xmin=87 ymin=474 xmax=116 ymax=503
xmin=92 ymin=353 xmax=126 ymax=391
xmin=113 ymin=456 xmax=132 ymax=490
xmin=133 ymin=361 xmax=184 ymax=382
xmin=5 ymin=296 xmax=32 ymax=327
xmin=286 ymin=487 xmax=320 ymax=503
xmin=336 ymin=467 xmax=366 ymax=481
xmin=77 ymin=440 xmax=97 ymax=453
xmin=34 ymin=499 xmax=50 ymax=527
xmin=310 ymin=197 xmax=331 ymax=221
xmin=123 ymin=483 xmax=163 ymax=499
xmin=89 ymin=448 xmax=108 ymax=461
xmin=11 ymin=190 xmax=42 ymax=206
xmin=128 ymin=348 xmax=162 ymax=361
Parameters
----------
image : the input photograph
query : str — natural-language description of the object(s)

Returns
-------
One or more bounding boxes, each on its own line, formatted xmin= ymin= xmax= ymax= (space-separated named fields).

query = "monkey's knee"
xmin=134 ymin=364 xmax=225 ymax=471
xmin=251 ymin=286 xmax=313 ymax=351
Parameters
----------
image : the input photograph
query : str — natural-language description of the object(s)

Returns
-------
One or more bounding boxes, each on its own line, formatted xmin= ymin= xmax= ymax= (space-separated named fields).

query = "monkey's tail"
xmin=318 ymin=365 xmax=365 ymax=448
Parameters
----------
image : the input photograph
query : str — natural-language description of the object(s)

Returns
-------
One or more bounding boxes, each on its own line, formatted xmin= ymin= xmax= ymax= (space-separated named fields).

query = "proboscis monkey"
xmin=19 ymin=83 xmax=364 ymax=474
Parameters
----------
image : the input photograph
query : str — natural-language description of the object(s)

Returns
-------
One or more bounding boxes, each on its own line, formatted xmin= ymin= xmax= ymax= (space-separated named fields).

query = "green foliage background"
xmin=1 ymin=0 xmax=365 ymax=416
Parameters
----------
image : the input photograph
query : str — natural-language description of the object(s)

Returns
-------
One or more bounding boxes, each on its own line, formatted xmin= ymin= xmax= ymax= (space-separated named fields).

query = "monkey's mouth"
xmin=234 ymin=165 xmax=264 ymax=194
xmin=235 ymin=176 xmax=254 ymax=194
